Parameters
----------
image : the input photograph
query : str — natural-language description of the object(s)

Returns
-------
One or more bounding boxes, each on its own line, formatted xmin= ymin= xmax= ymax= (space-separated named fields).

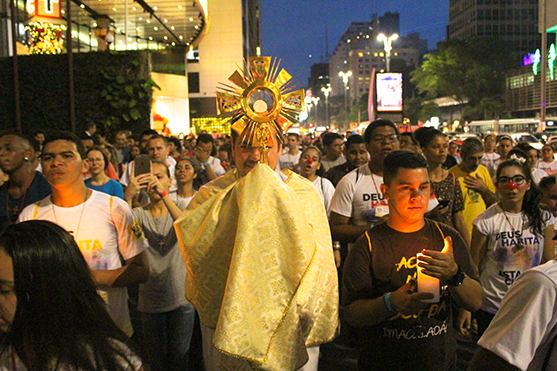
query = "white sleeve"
xmin=17 ymin=203 xmax=37 ymax=222
xmin=329 ymin=173 xmax=355 ymax=218
xmin=321 ymin=178 xmax=335 ymax=216
xmin=110 ymin=197 xmax=148 ymax=260
xmin=478 ymin=269 xmax=557 ymax=370
xmin=472 ymin=209 xmax=492 ymax=235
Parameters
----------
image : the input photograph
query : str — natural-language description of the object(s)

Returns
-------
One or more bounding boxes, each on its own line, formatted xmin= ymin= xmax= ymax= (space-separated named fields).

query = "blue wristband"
xmin=384 ymin=292 xmax=396 ymax=313
xmin=203 ymin=161 xmax=210 ymax=166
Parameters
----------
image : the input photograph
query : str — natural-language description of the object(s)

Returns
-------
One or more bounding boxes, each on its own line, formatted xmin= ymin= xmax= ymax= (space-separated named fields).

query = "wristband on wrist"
xmin=203 ymin=161 xmax=210 ymax=166
xmin=384 ymin=292 xmax=396 ymax=313
xmin=160 ymin=189 xmax=168 ymax=198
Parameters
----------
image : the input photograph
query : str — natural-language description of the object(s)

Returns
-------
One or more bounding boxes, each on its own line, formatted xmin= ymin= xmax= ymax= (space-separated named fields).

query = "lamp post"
xmin=321 ymin=85 xmax=331 ymax=127
xmin=311 ymin=96 xmax=320 ymax=125
xmin=377 ymin=33 xmax=398 ymax=72
xmin=338 ymin=70 xmax=352 ymax=122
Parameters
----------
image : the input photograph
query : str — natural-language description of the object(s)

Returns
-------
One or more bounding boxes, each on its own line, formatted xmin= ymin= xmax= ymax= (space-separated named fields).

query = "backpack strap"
xmin=365 ymin=230 xmax=372 ymax=253
xmin=32 ymin=200 xmax=43 ymax=220
xmin=433 ymin=220 xmax=445 ymax=240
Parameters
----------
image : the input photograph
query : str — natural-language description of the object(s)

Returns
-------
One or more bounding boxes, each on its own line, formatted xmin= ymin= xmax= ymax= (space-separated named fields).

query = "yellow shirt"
xmin=449 ymin=164 xmax=496 ymax=236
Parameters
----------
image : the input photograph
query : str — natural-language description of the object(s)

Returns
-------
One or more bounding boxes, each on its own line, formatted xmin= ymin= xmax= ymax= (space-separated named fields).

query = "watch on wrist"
xmin=446 ymin=266 xmax=465 ymax=287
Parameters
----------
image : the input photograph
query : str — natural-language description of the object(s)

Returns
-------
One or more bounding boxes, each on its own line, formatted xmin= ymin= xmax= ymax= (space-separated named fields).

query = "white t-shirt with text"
xmin=473 ymin=203 xmax=554 ymax=314
xmin=18 ymin=191 xmax=148 ymax=336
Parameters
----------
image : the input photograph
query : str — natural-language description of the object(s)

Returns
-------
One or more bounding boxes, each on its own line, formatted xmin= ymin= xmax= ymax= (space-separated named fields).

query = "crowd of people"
xmin=0 ymin=120 xmax=556 ymax=370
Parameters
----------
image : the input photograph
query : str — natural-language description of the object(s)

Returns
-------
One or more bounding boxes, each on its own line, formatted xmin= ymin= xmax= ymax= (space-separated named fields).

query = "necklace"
xmin=51 ymin=189 xmax=88 ymax=239
xmin=500 ymin=203 xmax=525 ymax=252
xmin=150 ymin=209 xmax=171 ymax=251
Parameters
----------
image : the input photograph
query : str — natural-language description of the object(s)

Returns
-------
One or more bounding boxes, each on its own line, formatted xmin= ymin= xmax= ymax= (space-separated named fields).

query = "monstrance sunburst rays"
xmin=216 ymin=56 xmax=305 ymax=164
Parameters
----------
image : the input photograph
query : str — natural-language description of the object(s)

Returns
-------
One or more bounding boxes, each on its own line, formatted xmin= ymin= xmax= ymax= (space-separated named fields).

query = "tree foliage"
xmin=411 ymin=38 xmax=514 ymax=119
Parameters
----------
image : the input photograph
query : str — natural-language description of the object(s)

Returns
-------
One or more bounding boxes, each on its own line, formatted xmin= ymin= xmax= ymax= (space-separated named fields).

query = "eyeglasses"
xmin=498 ymin=175 xmax=526 ymax=186
xmin=371 ymin=134 xmax=399 ymax=143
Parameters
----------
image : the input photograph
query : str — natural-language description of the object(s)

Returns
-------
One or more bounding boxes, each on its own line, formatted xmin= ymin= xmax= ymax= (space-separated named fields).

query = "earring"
xmin=24 ymin=157 xmax=29 ymax=161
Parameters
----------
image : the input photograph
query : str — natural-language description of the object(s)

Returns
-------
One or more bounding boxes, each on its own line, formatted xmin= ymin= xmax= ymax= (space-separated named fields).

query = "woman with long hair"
xmin=414 ymin=127 xmax=470 ymax=247
xmin=471 ymin=158 xmax=555 ymax=336
xmin=0 ymin=220 xmax=142 ymax=370
xmin=173 ymin=158 xmax=198 ymax=208
xmin=298 ymin=146 xmax=335 ymax=215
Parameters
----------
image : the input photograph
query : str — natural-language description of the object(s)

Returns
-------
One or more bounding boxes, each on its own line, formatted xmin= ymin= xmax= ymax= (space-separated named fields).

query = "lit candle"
xmin=416 ymin=237 xmax=450 ymax=303
xmin=417 ymin=252 xmax=439 ymax=303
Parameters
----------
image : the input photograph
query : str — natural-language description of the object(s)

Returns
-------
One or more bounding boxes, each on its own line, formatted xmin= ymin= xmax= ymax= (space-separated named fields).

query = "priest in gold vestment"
xmin=174 ymin=128 xmax=340 ymax=370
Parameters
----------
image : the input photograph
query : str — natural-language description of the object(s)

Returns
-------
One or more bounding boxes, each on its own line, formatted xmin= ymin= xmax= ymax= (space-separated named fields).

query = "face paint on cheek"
xmin=516 ymin=182 xmax=529 ymax=190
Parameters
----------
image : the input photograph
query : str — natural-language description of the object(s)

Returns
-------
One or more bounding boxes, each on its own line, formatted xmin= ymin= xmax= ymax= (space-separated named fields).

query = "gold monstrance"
xmin=216 ymin=57 xmax=305 ymax=164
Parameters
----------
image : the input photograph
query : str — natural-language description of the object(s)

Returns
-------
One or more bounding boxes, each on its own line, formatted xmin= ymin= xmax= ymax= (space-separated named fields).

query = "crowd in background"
xmin=1 ymin=121 xmax=557 ymax=370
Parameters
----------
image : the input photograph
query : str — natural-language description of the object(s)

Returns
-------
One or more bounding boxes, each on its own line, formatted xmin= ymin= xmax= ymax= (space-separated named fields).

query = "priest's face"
xmin=232 ymin=134 xmax=282 ymax=177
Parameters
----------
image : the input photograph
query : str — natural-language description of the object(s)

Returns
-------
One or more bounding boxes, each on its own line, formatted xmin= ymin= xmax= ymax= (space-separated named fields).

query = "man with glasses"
xmin=449 ymin=137 xmax=497 ymax=237
xmin=329 ymin=120 xmax=399 ymax=250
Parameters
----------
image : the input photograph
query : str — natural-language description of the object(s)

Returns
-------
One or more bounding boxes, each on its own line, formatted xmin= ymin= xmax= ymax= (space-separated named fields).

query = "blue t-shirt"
xmin=85 ymin=178 xmax=124 ymax=199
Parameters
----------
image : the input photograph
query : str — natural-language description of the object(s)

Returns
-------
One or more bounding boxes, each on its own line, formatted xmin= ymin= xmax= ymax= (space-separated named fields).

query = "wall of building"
xmin=328 ymin=13 xmax=426 ymax=103
xmin=188 ymin=0 xmax=244 ymax=114
xmin=448 ymin=0 xmax=540 ymax=65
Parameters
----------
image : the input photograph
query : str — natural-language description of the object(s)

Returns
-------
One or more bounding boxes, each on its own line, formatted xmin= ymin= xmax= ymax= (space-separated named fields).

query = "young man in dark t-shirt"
xmin=325 ymin=134 xmax=368 ymax=187
xmin=342 ymin=150 xmax=483 ymax=371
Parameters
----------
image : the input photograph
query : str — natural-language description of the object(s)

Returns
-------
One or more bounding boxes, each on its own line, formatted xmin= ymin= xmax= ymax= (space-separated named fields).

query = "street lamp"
xmin=377 ymin=33 xmax=398 ymax=72
xmin=321 ymin=85 xmax=331 ymax=127
xmin=311 ymin=96 xmax=320 ymax=124
xmin=338 ymin=70 xmax=352 ymax=122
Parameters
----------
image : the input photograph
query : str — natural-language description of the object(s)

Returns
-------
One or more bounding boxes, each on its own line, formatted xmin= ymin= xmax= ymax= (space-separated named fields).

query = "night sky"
xmin=260 ymin=0 xmax=448 ymax=85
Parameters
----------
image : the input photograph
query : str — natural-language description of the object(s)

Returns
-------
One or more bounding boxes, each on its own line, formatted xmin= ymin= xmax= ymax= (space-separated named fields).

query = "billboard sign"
xmin=377 ymin=73 xmax=403 ymax=112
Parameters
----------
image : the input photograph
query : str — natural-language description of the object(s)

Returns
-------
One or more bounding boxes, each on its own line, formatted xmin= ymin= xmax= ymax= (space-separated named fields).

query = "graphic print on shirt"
xmin=381 ymin=253 xmax=450 ymax=340
xmin=494 ymin=230 xmax=541 ymax=285
xmin=362 ymin=191 xmax=387 ymax=225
